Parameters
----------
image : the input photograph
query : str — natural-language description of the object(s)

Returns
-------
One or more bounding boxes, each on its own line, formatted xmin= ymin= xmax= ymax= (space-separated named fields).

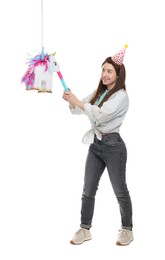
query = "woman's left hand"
xmin=63 ymin=91 xmax=77 ymax=105
xmin=62 ymin=91 xmax=84 ymax=110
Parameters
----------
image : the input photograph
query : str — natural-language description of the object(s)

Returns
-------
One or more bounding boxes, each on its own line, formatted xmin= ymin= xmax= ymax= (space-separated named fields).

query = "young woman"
xmin=62 ymin=45 xmax=133 ymax=246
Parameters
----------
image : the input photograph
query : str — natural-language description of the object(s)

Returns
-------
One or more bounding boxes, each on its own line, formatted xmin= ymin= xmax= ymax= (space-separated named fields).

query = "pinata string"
xmin=41 ymin=0 xmax=44 ymax=50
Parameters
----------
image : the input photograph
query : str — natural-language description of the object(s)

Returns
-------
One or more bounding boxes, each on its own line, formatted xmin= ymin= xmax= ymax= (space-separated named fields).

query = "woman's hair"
xmin=90 ymin=57 xmax=126 ymax=107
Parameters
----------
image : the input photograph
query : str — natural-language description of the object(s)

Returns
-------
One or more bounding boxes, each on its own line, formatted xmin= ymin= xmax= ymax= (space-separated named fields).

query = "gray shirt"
xmin=70 ymin=89 xmax=129 ymax=144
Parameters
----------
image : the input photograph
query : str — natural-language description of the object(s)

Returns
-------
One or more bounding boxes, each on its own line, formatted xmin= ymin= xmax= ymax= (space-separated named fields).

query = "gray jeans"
xmin=80 ymin=133 xmax=133 ymax=230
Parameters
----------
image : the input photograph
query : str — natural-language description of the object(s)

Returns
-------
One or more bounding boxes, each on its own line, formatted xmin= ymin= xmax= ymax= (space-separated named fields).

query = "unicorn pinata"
xmin=21 ymin=48 xmax=60 ymax=93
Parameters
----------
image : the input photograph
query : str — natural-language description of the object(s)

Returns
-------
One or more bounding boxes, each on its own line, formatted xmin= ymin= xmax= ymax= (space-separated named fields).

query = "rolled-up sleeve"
xmin=70 ymin=92 xmax=94 ymax=115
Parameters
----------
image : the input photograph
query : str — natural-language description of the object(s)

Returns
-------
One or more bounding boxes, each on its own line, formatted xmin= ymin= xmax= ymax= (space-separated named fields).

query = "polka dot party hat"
xmin=111 ymin=44 xmax=128 ymax=65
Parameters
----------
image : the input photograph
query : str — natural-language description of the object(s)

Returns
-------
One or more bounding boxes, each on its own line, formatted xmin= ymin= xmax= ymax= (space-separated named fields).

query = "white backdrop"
xmin=0 ymin=0 xmax=165 ymax=259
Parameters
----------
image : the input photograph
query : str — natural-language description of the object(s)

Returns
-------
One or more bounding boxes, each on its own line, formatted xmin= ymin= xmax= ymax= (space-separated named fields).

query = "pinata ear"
xmin=111 ymin=44 xmax=128 ymax=65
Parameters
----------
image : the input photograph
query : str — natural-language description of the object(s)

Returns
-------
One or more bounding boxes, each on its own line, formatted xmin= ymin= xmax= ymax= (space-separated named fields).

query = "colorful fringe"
xmin=21 ymin=48 xmax=50 ymax=90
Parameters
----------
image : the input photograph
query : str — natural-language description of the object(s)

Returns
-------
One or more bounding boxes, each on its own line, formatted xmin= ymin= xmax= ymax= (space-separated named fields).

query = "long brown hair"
xmin=90 ymin=57 xmax=126 ymax=107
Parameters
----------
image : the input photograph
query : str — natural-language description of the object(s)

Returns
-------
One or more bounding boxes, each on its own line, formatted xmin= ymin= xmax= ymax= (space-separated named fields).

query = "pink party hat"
xmin=111 ymin=44 xmax=128 ymax=65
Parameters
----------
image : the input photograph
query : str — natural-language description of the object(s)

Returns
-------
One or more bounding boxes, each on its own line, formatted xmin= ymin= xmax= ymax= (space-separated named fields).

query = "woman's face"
xmin=101 ymin=62 xmax=118 ymax=89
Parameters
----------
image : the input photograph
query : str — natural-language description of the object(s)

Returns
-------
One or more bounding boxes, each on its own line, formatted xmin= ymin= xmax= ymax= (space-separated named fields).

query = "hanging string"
xmin=41 ymin=0 xmax=44 ymax=50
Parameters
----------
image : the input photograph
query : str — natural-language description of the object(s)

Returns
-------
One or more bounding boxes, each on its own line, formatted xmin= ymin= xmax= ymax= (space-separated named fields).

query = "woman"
xmin=62 ymin=45 xmax=133 ymax=246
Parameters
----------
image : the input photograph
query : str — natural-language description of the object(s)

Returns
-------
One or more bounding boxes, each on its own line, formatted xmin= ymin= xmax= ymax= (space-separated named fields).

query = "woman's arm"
xmin=62 ymin=90 xmax=95 ymax=114
xmin=63 ymin=91 xmax=84 ymax=109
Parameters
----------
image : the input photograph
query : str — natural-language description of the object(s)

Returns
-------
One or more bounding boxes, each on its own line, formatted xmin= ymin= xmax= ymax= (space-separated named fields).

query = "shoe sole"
xmin=116 ymin=238 xmax=133 ymax=246
xmin=70 ymin=237 xmax=92 ymax=245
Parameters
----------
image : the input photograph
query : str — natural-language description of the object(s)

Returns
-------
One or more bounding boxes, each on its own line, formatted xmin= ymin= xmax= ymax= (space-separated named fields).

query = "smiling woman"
xmin=1 ymin=0 xmax=164 ymax=259
xmin=62 ymin=45 xmax=133 ymax=246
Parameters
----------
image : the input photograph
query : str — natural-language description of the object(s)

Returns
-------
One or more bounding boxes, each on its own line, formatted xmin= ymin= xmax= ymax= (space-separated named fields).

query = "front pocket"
xmin=104 ymin=136 xmax=122 ymax=146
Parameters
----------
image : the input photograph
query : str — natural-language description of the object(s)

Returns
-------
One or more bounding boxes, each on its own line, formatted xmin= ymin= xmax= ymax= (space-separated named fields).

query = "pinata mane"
xmin=21 ymin=50 xmax=52 ymax=90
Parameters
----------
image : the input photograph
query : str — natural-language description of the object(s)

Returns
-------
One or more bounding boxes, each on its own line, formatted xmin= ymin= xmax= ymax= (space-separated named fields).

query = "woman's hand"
xmin=62 ymin=90 xmax=84 ymax=110
xmin=62 ymin=90 xmax=70 ymax=102
xmin=62 ymin=90 xmax=79 ymax=106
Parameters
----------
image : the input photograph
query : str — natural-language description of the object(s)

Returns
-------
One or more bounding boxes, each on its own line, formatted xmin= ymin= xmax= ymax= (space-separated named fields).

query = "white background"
xmin=0 ymin=0 xmax=165 ymax=259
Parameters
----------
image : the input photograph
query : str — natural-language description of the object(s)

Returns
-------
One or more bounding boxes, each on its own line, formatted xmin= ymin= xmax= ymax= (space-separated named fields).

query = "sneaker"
xmin=70 ymin=228 xmax=92 ymax=245
xmin=116 ymin=229 xmax=133 ymax=246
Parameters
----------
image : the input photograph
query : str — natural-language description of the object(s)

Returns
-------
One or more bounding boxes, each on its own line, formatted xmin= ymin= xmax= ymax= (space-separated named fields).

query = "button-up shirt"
xmin=70 ymin=89 xmax=129 ymax=144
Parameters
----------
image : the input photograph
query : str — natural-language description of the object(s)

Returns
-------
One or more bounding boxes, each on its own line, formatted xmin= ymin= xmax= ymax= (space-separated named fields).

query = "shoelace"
xmin=118 ymin=229 xmax=129 ymax=238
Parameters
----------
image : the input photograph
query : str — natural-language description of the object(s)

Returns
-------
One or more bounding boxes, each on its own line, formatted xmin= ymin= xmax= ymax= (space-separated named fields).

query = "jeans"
xmin=80 ymin=133 xmax=133 ymax=230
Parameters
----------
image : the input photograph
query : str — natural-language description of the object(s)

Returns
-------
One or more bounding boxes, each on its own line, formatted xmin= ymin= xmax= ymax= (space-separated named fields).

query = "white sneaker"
xmin=116 ymin=229 xmax=133 ymax=246
xmin=70 ymin=228 xmax=92 ymax=245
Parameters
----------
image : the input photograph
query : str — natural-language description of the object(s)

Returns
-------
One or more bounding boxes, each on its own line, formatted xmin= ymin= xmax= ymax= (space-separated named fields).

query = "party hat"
xmin=111 ymin=44 xmax=128 ymax=65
